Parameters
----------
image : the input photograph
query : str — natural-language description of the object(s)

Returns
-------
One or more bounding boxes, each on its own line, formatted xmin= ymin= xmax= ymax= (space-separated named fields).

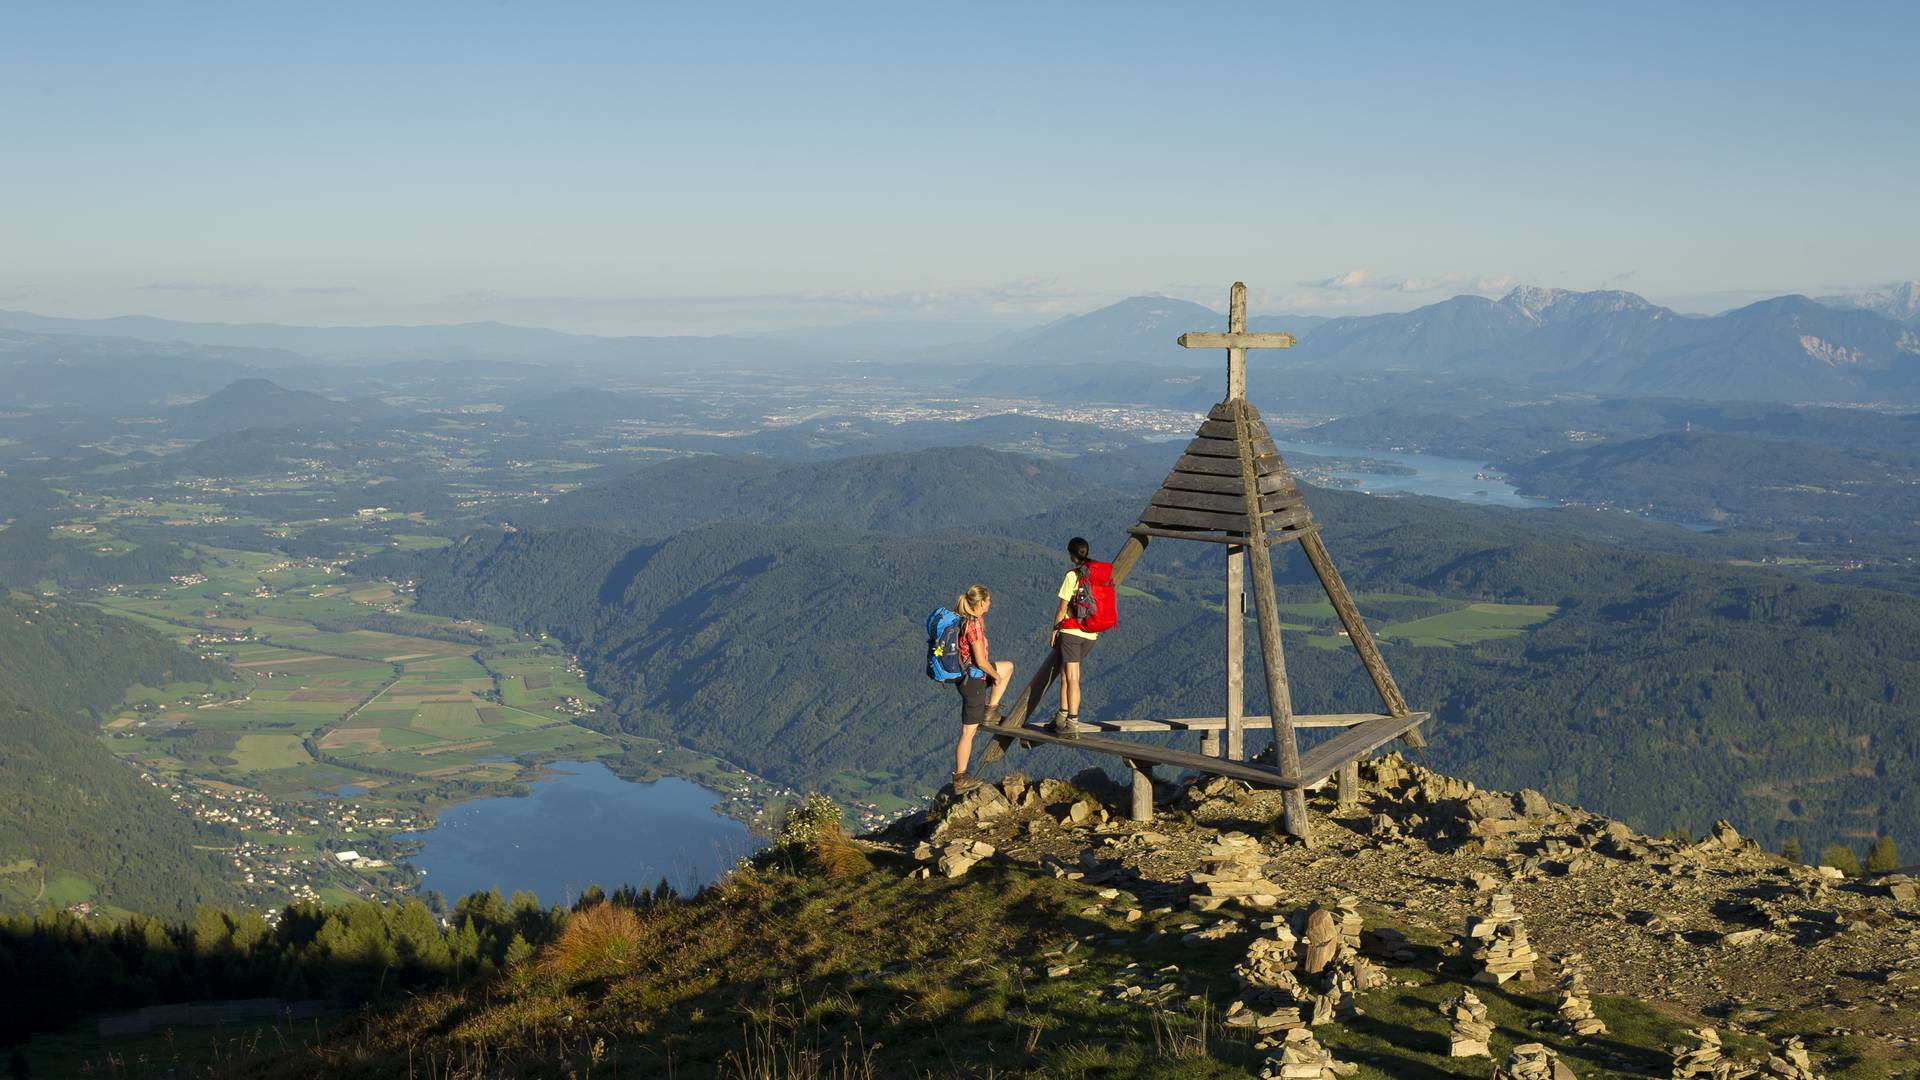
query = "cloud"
xmin=141 ymin=281 xmax=270 ymax=301
xmin=290 ymin=285 xmax=358 ymax=296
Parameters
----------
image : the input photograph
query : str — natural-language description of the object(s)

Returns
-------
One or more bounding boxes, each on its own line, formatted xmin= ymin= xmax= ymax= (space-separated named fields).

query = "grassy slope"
xmin=217 ymin=855 xmax=1908 ymax=1080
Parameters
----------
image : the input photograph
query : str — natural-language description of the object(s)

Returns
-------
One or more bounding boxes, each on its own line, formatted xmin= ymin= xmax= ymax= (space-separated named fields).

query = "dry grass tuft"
xmin=539 ymin=901 xmax=646 ymax=982
xmin=807 ymin=831 xmax=870 ymax=880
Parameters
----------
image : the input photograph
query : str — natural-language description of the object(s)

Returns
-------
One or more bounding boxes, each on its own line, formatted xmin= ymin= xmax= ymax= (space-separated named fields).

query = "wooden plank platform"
xmin=1290 ymin=712 xmax=1430 ymax=787
xmin=1088 ymin=712 xmax=1400 ymax=734
xmin=976 ymin=722 xmax=1297 ymax=788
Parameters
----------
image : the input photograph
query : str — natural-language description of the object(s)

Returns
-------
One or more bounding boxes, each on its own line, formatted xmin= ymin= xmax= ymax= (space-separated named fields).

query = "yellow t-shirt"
xmin=1057 ymin=570 xmax=1098 ymax=640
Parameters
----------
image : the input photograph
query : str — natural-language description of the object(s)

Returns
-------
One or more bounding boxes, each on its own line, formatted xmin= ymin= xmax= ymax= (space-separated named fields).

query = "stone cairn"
xmin=1235 ymin=918 xmax=1305 ymax=1003
xmin=1463 ymin=892 xmax=1538 ymax=985
xmin=1669 ymin=1027 xmax=1735 ymax=1078
xmin=1439 ymin=990 xmax=1493 ymax=1058
xmin=1553 ymin=953 xmax=1607 ymax=1036
xmin=1258 ymin=1026 xmax=1358 ymax=1080
xmin=1188 ymin=832 xmax=1282 ymax=912
xmin=1668 ymin=1028 xmax=1826 ymax=1080
xmin=1492 ymin=1042 xmax=1576 ymax=1080
xmin=1759 ymin=1036 xmax=1824 ymax=1080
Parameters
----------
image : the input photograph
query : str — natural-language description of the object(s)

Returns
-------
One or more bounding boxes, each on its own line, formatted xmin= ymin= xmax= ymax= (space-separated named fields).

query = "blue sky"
xmin=3 ymin=2 xmax=1915 ymax=334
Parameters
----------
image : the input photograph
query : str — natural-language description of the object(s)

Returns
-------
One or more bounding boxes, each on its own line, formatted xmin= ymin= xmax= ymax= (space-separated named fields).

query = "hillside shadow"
xmin=595 ymin=540 xmax=665 ymax=606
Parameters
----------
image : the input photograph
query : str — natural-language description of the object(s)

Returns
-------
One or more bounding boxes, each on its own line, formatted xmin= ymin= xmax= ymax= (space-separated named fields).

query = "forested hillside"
xmin=0 ymin=593 xmax=227 ymax=720
xmin=523 ymin=447 xmax=1115 ymax=537
xmin=0 ymin=523 xmax=198 ymax=591
xmin=0 ymin=593 xmax=240 ymax=916
xmin=400 ymin=479 xmax=1920 ymax=860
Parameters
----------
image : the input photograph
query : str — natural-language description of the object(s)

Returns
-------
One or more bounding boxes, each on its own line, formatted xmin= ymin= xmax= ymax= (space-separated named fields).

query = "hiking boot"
xmin=951 ymin=771 xmax=982 ymax=794
xmin=1050 ymin=712 xmax=1080 ymax=740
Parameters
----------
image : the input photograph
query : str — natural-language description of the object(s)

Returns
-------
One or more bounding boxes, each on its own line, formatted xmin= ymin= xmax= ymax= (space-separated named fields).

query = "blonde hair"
xmin=955 ymin=584 xmax=991 ymax=621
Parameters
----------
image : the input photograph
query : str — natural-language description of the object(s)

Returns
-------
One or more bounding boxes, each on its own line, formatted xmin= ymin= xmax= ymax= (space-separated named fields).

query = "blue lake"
xmin=406 ymin=760 xmax=756 ymax=905
xmin=1266 ymin=439 xmax=1551 ymax=509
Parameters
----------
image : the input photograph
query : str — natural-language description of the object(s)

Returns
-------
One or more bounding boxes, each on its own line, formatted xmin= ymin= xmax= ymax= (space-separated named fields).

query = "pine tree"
xmin=1780 ymin=837 xmax=1802 ymax=863
xmin=1865 ymin=835 xmax=1901 ymax=874
xmin=7 ymin=1047 xmax=30 ymax=1078
xmin=503 ymin=933 xmax=534 ymax=968
xmin=1820 ymin=843 xmax=1861 ymax=877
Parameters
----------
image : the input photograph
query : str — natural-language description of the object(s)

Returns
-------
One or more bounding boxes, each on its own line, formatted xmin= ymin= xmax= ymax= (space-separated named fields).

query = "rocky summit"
xmin=884 ymin=753 xmax=1920 ymax=1066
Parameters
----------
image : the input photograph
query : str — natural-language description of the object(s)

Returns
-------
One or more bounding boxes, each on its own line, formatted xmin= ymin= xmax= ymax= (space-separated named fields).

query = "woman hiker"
xmin=1049 ymin=536 xmax=1101 ymax=738
xmin=951 ymin=584 xmax=1013 ymax=794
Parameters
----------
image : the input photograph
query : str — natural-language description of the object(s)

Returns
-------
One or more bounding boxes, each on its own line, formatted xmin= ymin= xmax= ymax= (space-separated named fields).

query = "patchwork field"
xmin=92 ymin=555 xmax=612 ymax=801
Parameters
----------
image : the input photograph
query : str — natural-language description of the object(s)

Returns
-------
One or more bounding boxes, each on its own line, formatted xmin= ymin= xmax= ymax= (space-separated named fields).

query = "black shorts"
xmin=955 ymin=675 xmax=990 ymax=725
xmin=1057 ymin=634 xmax=1097 ymax=665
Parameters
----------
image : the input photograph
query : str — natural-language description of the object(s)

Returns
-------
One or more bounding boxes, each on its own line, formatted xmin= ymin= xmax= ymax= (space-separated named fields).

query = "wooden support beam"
xmin=1235 ymin=400 xmax=1310 ymax=842
xmin=1291 ymin=712 xmax=1430 ymax=788
xmin=1225 ymin=543 xmax=1246 ymax=761
xmin=1199 ymin=730 xmax=1220 ymax=757
xmin=1126 ymin=759 xmax=1153 ymax=822
xmin=1296 ymin=530 xmax=1425 ymax=749
xmin=1337 ymin=760 xmax=1360 ymax=809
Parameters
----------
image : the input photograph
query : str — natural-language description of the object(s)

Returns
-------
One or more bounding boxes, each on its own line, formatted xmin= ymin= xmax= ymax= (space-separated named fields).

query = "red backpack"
xmin=1058 ymin=561 xmax=1117 ymax=634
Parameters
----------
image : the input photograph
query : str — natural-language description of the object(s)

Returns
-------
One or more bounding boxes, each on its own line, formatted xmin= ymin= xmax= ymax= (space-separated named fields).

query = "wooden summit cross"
xmin=976 ymin=282 xmax=1428 ymax=842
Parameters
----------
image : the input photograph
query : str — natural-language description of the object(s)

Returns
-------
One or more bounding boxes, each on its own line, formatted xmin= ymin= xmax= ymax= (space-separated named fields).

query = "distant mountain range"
xmin=1818 ymin=281 xmax=1920 ymax=325
xmin=5 ymin=280 xmax=1919 ymax=404
xmin=960 ymin=287 xmax=1920 ymax=404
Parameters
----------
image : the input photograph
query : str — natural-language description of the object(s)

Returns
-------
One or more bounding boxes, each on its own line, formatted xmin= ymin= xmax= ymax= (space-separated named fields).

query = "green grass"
xmin=230 ymin=734 xmax=311 ymax=770
xmin=208 ymin=856 xmax=1875 ymax=1080
xmin=41 ymin=871 xmax=96 ymax=906
xmin=1378 ymin=602 xmax=1559 ymax=646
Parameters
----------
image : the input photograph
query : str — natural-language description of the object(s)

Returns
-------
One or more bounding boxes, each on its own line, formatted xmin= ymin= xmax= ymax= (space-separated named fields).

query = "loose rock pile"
xmin=1463 ymin=892 xmax=1539 ymax=985
xmin=1759 ymin=1036 xmax=1824 ymax=1079
xmin=1669 ymin=1027 xmax=1734 ymax=1078
xmin=1439 ymin=990 xmax=1493 ymax=1057
xmin=1188 ymin=832 xmax=1282 ymax=911
xmin=1493 ymin=1042 xmax=1575 ymax=1080
xmin=909 ymin=838 xmax=995 ymax=878
xmin=1257 ymin=1026 xmax=1357 ymax=1079
xmin=1553 ymin=954 xmax=1607 ymax=1036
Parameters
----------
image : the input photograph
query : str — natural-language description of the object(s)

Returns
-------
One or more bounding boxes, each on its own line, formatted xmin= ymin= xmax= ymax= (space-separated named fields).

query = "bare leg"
xmin=955 ymin=722 xmax=980 ymax=775
xmin=984 ymin=660 xmax=1014 ymax=712
xmin=1062 ymin=661 xmax=1082 ymax=715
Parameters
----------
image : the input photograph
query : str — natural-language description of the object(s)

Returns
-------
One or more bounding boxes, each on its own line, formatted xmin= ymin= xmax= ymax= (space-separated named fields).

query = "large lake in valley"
xmin=1266 ymin=439 xmax=1550 ymax=509
xmin=406 ymin=760 xmax=756 ymax=905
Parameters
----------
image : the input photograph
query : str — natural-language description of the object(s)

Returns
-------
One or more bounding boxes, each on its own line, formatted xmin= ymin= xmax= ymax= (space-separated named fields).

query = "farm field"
xmin=90 ymin=554 xmax=614 ymax=806
xmin=1274 ymin=595 xmax=1560 ymax=650
xmin=1378 ymin=602 xmax=1560 ymax=646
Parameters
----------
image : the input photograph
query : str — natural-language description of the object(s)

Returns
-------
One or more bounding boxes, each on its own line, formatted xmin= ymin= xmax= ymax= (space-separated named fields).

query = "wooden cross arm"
xmin=1176 ymin=331 xmax=1296 ymax=350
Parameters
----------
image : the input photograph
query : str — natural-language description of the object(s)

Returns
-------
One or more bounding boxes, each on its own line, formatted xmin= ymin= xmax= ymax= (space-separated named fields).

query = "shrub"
xmin=539 ymin=901 xmax=646 ymax=982
xmin=1819 ymin=843 xmax=1861 ymax=877
xmin=1864 ymin=835 xmax=1900 ymax=874
xmin=778 ymin=794 xmax=845 ymax=847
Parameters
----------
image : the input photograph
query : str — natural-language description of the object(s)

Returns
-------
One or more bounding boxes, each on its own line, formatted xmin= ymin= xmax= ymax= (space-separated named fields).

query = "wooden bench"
xmin=980 ymin=710 xmax=1430 ymax=821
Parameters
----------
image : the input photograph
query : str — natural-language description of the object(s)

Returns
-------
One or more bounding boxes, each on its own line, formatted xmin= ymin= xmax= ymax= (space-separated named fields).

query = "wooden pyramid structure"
xmin=976 ymin=282 xmax=1427 ymax=842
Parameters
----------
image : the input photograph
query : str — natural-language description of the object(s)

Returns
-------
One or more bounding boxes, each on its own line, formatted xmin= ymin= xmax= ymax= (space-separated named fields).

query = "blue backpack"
xmin=926 ymin=607 xmax=972 ymax=682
